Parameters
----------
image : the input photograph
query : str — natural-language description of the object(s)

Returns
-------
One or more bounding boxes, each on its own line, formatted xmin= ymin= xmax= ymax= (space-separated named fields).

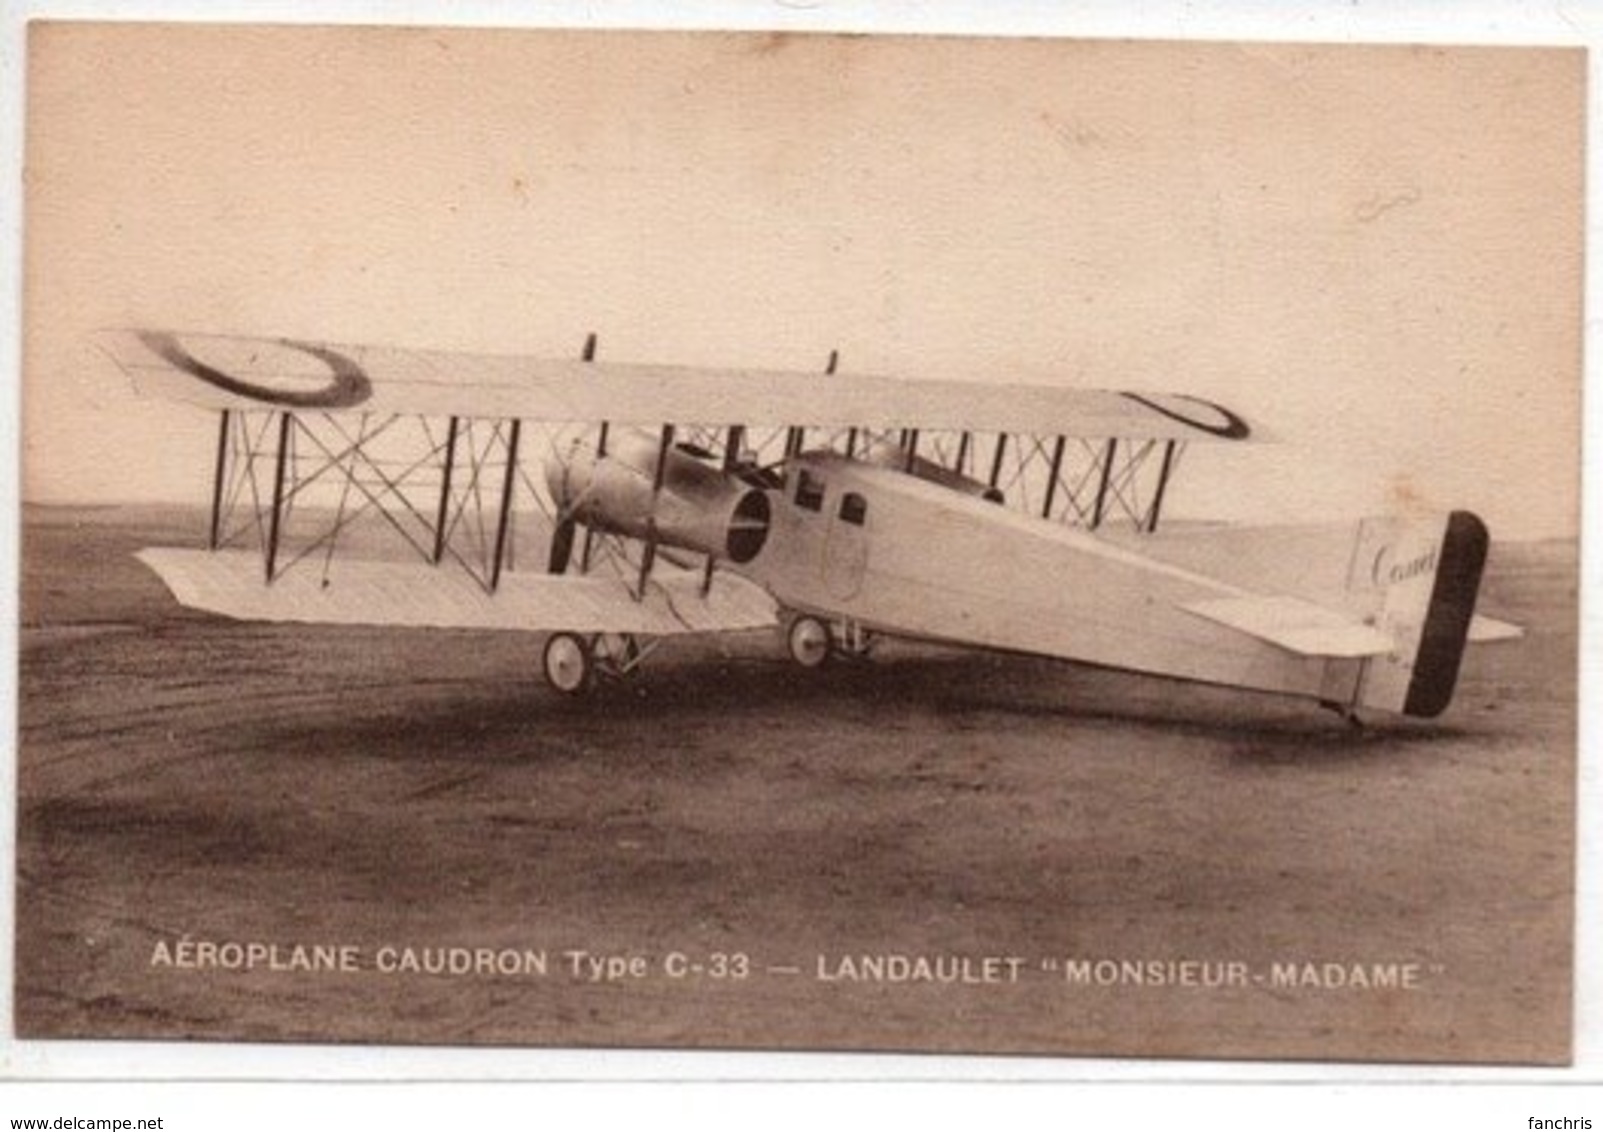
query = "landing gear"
xmin=833 ymin=619 xmax=876 ymax=661
xmin=541 ymin=631 xmax=657 ymax=694
xmin=542 ymin=632 xmax=594 ymax=694
xmin=592 ymin=632 xmax=649 ymax=677
xmin=1319 ymin=699 xmax=1366 ymax=731
xmin=786 ymin=614 xmax=833 ymax=669
xmin=783 ymin=614 xmax=875 ymax=669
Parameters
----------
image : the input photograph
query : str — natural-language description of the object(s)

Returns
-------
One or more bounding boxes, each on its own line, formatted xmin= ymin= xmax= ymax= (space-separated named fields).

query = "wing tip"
xmin=1119 ymin=391 xmax=1253 ymax=441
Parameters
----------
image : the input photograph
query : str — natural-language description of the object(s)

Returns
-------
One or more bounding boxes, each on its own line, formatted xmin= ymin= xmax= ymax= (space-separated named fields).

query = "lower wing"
xmin=137 ymin=548 xmax=778 ymax=636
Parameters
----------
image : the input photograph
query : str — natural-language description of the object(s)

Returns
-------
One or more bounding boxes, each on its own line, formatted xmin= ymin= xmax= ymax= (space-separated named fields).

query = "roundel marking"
xmin=138 ymin=331 xmax=373 ymax=409
xmin=1119 ymin=392 xmax=1251 ymax=440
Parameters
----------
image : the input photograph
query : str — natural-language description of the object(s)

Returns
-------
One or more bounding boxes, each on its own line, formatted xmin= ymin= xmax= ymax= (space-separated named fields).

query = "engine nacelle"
xmin=544 ymin=430 xmax=771 ymax=564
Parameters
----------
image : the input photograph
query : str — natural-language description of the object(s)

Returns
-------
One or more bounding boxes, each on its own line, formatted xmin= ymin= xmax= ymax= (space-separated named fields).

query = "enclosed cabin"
xmin=750 ymin=447 xmax=1018 ymax=622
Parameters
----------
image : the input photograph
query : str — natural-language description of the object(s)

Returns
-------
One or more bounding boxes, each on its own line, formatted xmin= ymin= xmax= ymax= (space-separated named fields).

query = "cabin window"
xmin=838 ymin=492 xmax=867 ymax=526
xmin=794 ymin=469 xmax=826 ymax=512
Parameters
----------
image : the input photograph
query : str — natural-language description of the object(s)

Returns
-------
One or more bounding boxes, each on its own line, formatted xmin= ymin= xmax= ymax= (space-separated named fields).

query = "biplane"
xmin=92 ymin=329 xmax=1520 ymax=722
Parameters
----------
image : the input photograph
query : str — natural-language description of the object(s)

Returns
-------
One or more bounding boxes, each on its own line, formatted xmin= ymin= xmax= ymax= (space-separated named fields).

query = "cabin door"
xmin=821 ymin=489 xmax=870 ymax=600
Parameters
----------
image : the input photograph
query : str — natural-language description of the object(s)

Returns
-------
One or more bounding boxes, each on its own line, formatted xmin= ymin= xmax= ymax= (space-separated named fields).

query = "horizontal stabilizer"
xmin=1468 ymin=615 xmax=1523 ymax=643
xmin=137 ymin=548 xmax=778 ymax=636
xmin=1182 ymin=594 xmax=1394 ymax=659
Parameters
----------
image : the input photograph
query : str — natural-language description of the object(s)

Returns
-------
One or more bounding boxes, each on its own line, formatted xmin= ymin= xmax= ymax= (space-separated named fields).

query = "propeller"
xmin=548 ymin=515 xmax=577 ymax=575
xmin=551 ymin=331 xmax=598 ymax=576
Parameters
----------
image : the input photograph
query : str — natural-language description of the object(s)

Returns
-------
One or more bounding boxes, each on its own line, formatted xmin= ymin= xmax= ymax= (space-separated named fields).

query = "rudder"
xmin=1355 ymin=510 xmax=1489 ymax=718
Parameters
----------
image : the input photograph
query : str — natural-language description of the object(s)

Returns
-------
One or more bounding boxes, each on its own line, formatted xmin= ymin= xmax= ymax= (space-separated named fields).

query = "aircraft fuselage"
xmin=739 ymin=452 xmax=1368 ymax=707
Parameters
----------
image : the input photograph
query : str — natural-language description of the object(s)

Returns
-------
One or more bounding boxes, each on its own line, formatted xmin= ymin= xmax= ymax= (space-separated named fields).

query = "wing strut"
xmin=208 ymin=409 xmax=231 ymax=550
xmin=635 ymin=423 xmax=676 ymax=600
xmin=1040 ymin=435 xmax=1067 ymax=519
xmin=1092 ymin=438 xmax=1118 ymax=529
xmin=576 ymin=332 xmax=604 ymax=574
xmin=264 ymin=412 xmax=292 ymax=582
xmin=988 ymin=434 xmax=1008 ymax=489
xmin=433 ymin=416 xmax=460 ymax=564
xmin=701 ymin=422 xmax=744 ymax=596
xmin=1145 ymin=441 xmax=1178 ymax=532
xmin=490 ymin=418 xmax=522 ymax=591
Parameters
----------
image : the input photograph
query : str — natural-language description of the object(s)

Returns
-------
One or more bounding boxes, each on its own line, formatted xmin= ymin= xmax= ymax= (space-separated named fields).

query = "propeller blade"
xmin=548 ymin=516 xmax=577 ymax=575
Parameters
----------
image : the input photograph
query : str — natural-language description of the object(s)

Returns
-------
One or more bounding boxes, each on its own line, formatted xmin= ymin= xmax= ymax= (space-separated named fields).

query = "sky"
xmin=21 ymin=24 xmax=1584 ymax=539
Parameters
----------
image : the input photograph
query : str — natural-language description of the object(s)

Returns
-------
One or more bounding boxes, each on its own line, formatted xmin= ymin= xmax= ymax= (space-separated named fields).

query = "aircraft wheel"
xmin=542 ymin=632 xmax=594 ymax=694
xmin=786 ymin=614 xmax=833 ymax=669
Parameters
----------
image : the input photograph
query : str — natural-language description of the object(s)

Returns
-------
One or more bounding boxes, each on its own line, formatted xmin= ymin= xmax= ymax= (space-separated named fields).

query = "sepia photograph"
xmin=15 ymin=22 xmax=1582 ymax=1066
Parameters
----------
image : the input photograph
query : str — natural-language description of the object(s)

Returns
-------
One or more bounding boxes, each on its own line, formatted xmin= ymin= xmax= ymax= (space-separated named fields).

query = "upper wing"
xmin=93 ymin=328 xmax=1253 ymax=442
xmin=138 ymin=548 xmax=779 ymax=636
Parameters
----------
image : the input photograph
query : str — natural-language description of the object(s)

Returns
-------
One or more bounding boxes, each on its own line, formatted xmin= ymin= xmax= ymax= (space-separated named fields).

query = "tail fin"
xmin=1355 ymin=511 xmax=1489 ymax=718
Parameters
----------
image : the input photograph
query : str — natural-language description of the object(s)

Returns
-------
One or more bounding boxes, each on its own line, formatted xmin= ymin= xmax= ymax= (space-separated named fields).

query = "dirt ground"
xmin=12 ymin=504 xmax=1578 ymax=1063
